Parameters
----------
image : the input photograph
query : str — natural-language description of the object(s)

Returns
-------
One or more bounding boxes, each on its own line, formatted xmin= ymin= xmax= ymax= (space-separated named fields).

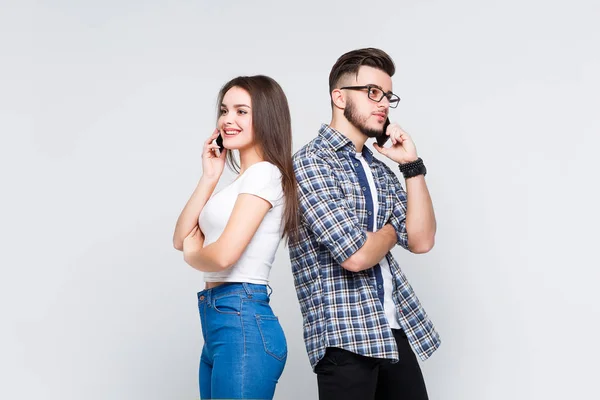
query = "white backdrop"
xmin=2 ymin=0 xmax=599 ymax=399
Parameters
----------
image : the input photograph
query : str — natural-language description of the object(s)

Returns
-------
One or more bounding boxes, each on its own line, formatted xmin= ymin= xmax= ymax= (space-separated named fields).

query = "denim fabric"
xmin=198 ymin=283 xmax=287 ymax=399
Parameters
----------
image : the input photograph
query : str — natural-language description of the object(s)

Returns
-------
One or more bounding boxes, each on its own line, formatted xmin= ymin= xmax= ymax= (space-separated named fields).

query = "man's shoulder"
xmin=293 ymin=136 xmax=337 ymax=166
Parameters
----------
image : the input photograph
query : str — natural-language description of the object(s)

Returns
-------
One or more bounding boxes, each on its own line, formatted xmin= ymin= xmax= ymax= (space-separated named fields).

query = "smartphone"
xmin=215 ymin=132 xmax=224 ymax=151
xmin=376 ymin=118 xmax=391 ymax=147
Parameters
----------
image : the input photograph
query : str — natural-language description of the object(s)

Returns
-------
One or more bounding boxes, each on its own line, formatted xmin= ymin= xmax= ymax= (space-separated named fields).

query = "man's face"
xmin=342 ymin=66 xmax=392 ymax=138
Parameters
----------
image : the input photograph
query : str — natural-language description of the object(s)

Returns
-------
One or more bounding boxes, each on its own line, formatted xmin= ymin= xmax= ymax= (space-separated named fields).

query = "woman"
xmin=173 ymin=75 xmax=298 ymax=399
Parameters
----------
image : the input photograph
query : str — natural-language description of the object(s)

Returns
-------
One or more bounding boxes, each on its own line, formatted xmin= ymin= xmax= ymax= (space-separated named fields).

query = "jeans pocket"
xmin=213 ymin=294 xmax=242 ymax=315
xmin=255 ymin=315 xmax=287 ymax=361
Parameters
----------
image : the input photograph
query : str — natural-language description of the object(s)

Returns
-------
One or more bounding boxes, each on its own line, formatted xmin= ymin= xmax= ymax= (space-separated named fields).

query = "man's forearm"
xmin=405 ymin=175 xmax=436 ymax=253
xmin=341 ymin=224 xmax=397 ymax=272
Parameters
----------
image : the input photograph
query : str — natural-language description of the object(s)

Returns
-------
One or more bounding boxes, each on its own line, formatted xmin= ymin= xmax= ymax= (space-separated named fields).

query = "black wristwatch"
xmin=398 ymin=158 xmax=427 ymax=179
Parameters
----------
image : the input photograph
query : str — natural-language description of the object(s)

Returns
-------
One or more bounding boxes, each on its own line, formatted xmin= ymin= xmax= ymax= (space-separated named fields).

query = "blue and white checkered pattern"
xmin=289 ymin=124 xmax=441 ymax=369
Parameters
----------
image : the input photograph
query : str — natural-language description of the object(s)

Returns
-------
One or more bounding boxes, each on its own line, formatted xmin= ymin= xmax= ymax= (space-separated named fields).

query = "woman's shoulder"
xmin=244 ymin=161 xmax=282 ymax=180
xmin=237 ymin=161 xmax=284 ymax=206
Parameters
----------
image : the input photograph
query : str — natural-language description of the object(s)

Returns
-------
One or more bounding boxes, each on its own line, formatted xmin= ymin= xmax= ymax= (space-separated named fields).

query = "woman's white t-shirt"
xmin=198 ymin=161 xmax=284 ymax=284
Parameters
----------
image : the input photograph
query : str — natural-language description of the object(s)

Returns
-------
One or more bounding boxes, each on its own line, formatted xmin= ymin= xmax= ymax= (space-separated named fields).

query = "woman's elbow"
xmin=173 ymin=238 xmax=184 ymax=252
xmin=214 ymin=256 xmax=234 ymax=270
xmin=213 ymin=246 xmax=241 ymax=270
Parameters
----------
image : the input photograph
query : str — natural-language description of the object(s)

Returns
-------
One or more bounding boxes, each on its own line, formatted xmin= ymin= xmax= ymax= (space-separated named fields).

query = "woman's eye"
xmin=238 ymin=109 xmax=247 ymax=115
xmin=220 ymin=109 xmax=227 ymax=115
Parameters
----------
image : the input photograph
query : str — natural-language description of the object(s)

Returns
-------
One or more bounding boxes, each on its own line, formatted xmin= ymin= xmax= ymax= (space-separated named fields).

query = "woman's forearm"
xmin=173 ymin=176 xmax=218 ymax=250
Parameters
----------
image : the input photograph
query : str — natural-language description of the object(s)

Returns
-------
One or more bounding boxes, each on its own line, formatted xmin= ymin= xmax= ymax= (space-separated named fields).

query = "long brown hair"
xmin=216 ymin=75 xmax=299 ymax=240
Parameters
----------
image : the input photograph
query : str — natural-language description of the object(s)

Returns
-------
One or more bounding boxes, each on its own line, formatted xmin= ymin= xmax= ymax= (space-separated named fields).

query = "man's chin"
xmin=362 ymin=128 xmax=384 ymax=138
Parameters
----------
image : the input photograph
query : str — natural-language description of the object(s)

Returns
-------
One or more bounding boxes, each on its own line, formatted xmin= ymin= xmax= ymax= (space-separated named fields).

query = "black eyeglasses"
xmin=340 ymin=85 xmax=401 ymax=108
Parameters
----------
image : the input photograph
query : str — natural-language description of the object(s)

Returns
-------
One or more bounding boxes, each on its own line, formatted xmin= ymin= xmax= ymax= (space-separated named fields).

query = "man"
xmin=289 ymin=48 xmax=440 ymax=400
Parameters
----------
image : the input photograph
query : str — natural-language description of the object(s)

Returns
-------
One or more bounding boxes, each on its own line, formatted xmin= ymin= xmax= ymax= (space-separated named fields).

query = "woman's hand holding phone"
xmin=202 ymin=129 xmax=227 ymax=181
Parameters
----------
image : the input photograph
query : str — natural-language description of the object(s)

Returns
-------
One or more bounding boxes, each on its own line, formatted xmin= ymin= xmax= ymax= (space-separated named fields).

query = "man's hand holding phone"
xmin=373 ymin=120 xmax=419 ymax=164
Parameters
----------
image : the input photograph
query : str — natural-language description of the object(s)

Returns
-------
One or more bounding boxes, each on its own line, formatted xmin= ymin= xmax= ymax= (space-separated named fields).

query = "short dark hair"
xmin=328 ymin=48 xmax=395 ymax=95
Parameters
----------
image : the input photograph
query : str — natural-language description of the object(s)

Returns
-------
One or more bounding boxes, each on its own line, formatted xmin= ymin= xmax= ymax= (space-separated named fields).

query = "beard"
xmin=343 ymin=99 xmax=384 ymax=138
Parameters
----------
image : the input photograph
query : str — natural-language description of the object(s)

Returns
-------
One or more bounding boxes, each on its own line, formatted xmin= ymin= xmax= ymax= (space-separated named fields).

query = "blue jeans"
xmin=197 ymin=283 xmax=287 ymax=400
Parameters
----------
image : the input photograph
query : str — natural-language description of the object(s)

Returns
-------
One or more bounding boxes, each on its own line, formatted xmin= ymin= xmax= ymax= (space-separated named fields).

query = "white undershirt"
xmin=355 ymin=153 xmax=401 ymax=329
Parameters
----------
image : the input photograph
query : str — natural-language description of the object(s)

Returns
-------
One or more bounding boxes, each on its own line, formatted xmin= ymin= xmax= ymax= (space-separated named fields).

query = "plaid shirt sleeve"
xmin=294 ymin=153 xmax=367 ymax=265
xmin=384 ymin=166 xmax=410 ymax=250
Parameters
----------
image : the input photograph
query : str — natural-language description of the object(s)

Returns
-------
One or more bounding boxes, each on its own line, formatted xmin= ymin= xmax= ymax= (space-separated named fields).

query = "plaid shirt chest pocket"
xmin=335 ymin=156 xmax=370 ymax=226
xmin=338 ymin=177 xmax=359 ymax=211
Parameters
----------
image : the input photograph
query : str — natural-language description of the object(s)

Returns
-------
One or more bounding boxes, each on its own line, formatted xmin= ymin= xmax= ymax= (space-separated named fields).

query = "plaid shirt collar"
xmin=318 ymin=123 xmax=375 ymax=165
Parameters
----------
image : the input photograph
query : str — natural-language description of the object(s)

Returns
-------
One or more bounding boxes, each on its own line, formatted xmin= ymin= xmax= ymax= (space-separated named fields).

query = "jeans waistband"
xmin=197 ymin=282 xmax=269 ymax=304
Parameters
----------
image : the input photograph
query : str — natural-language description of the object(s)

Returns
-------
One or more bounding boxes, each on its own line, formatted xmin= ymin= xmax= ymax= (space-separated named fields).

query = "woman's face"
xmin=218 ymin=86 xmax=254 ymax=151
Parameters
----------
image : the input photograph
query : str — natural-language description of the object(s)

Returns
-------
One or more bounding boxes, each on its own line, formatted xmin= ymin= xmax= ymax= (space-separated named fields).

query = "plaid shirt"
xmin=289 ymin=124 xmax=441 ymax=369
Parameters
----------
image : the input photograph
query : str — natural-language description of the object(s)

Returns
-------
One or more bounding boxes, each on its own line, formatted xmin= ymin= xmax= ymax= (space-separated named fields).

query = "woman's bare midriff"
xmin=205 ymin=281 xmax=227 ymax=289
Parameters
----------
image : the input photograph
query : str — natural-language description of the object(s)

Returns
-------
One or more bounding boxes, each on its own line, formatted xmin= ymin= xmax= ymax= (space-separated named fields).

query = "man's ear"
xmin=331 ymin=88 xmax=346 ymax=110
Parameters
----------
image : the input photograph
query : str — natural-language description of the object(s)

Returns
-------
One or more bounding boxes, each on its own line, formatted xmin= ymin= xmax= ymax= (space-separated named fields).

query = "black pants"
xmin=315 ymin=329 xmax=429 ymax=400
